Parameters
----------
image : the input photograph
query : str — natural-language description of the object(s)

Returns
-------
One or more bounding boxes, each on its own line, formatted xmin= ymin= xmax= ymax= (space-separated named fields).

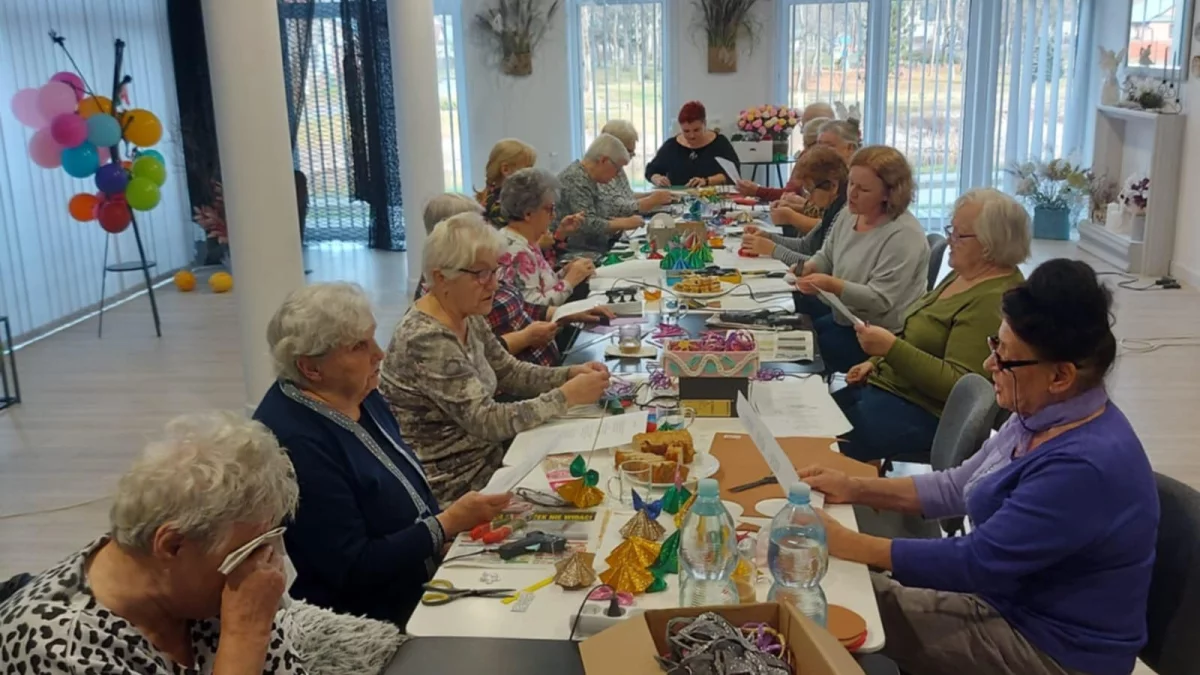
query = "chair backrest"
xmin=929 ymin=373 xmax=998 ymax=472
xmin=926 ymin=233 xmax=948 ymax=290
xmin=1141 ymin=473 xmax=1200 ymax=674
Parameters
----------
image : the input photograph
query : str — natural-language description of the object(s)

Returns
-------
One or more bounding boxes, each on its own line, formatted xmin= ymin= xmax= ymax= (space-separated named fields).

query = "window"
xmin=434 ymin=0 xmax=471 ymax=193
xmin=567 ymin=0 xmax=667 ymax=188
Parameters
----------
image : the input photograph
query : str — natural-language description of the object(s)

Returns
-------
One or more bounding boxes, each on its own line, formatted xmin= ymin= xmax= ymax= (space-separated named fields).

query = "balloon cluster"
xmin=11 ymin=71 xmax=167 ymax=234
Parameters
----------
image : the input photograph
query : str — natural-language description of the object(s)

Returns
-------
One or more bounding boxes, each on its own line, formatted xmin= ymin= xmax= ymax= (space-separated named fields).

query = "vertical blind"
xmin=0 ymin=0 xmax=192 ymax=341
xmin=568 ymin=0 xmax=667 ymax=189
xmin=434 ymin=0 xmax=471 ymax=194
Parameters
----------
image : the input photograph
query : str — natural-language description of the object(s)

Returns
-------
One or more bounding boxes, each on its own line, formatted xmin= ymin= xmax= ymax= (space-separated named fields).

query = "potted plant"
xmin=192 ymin=179 xmax=229 ymax=268
xmin=1007 ymin=159 xmax=1090 ymax=240
xmin=695 ymin=0 xmax=760 ymax=73
xmin=474 ymin=0 xmax=559 ymax=77
xmin=1119 ymin=173 xmax=1150 ymax=241
xmin=730 ymin=104 xmax=801 ymax=162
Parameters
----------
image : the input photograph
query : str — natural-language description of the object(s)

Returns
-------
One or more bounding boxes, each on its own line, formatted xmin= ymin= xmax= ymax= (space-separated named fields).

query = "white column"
xmin=387 ymin=0 xmax=446 ymax=290
xmin=201 ymin=0 xmax=305 ymax=407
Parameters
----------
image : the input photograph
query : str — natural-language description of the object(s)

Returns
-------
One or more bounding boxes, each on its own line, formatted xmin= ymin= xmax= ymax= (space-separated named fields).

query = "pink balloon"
xmin=50 ymin=71 xmax=85 ymax=101
xmin=28 ymin=128 xmax=64 ymax=168
xmin=10 ymin=88 xmax=44 ymax=128
xmin=50 ymin=113 xmax=88 ymax=148
xmin=97 ymin=146 xmax=111 ymax=164
xmin=36 ymin=82 xmax=77 ymax=121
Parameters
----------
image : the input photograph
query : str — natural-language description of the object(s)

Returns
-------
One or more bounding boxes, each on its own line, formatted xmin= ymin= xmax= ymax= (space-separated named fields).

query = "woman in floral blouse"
xmin=497 ymin=167 xmax=596 ymax=306
xmin=475 ymin=138 xmax=537 ymax=228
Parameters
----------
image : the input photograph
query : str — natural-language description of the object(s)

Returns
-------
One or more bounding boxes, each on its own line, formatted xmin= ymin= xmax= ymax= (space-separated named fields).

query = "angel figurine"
xmin=1098 ymin=47 xmax=1126 ymax=106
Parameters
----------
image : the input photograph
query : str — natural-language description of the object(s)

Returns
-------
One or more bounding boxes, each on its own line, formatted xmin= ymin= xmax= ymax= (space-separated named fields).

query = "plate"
xmin=755 ymin=498 xmax=788 ymax=517
xmin=670 ymin=280 xmax=733 ymax=299
xmin=651 ymin=453 xmax=720 ymax=486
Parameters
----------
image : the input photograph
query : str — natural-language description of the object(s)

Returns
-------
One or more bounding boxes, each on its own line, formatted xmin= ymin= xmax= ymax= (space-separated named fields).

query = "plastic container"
xmin=678 ymin=478 xmax=739 ymax=607
xmin=766 ymin=482 xmax=829 ymax=626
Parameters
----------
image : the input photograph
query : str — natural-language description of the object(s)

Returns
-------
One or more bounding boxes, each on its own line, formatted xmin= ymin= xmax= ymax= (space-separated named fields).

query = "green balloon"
xmin=126 ymin=177 xmax=161 ymax=211
xmin=131 ymin=156 xmax=167 ymax=186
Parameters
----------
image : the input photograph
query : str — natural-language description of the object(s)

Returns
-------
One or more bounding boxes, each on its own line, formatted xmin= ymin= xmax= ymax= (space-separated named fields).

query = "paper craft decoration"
xmin=554 ymin=455 xmax=604 ymax=508
xmin=649 ymin=530 xmax=680 ymax=576
xmin=661 ymin=468 xmax=693 ymax=515
xmin=599 ymin=562 xmax=654 ymax=594
xmin=674 ymin=493 xmax=696 ymax=529
xmin=632 ymin=489 xmax=663 ymax=519
xmin=620 ymin=510 xmax=666 ymax=542
xmin=646 ymin=572 xmax=668 ymax=593
xmin=605 ymin=536 xmax=661 ymax=568
xmin=553 ymin=551 xmax=597 ymax=590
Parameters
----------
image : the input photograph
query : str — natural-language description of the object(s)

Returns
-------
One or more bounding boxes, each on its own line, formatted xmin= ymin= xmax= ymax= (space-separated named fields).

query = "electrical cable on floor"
xmin=0 ymin=495 xmax=112 ymax=520
xmin=1097 ymin=271 xmax=1183 ymax=291
xmin=1119 ymin=336 xmax=1200 ymax=354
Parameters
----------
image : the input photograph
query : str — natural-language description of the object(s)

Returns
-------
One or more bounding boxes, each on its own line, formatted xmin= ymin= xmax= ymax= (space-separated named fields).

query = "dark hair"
xmin=1001 ymin=259 xmax=1116 ymax=387
xmin=678 ymin=101 xmax=707 ymax=125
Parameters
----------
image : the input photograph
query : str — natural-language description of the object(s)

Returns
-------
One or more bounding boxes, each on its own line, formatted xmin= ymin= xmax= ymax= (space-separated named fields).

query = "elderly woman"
xmin=253 ymin=282 xmax=510 ymax=626
xmin=597 ymin=119 xmax=674 ymax=217
xmin=817 ymin=118 xmax=862 ymax=164
xmin=741 ymin=146 xmax=848 ymax=266
xmin=834 ymin=188 xmax=1029 ymax=461
xmin=476 ymin=138 xmax=537 ymax=228
xmin=381 ymin=213 xmax=611 ymax=504
xmin=802 ymin=259 xmax=1158 ymax=675
xmin=0 ymin=412 xmax=405 ymax=673
xmin=795 ymin=145 xmax=929 ymax=373
xmin=557 ymin=133 xmax=646 ymax=254
xmin=646 ymin=101 xmax=740 ymax=188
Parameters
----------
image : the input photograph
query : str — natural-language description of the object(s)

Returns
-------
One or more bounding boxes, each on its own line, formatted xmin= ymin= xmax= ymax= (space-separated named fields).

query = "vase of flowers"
xmin=731 ymin=104 xmax=802 ymax=162
xmin=1006 ymin=159 xmax=1090 ymax=240
xmin=1120 ymin=174 xmax=1150 ymax=241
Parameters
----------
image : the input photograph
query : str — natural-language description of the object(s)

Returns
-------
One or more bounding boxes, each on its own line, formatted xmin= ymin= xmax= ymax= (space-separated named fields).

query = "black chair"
xmin=926 ymin=232 xmax=948 ymax=290
xmin=1141 ymin=473 xmax=1200 ymax=674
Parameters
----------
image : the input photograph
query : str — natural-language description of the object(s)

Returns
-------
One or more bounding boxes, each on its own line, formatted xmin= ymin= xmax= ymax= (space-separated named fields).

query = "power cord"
xmin=0 ymin=495 xmax=112 ymax=520
xmin=568 ymin=584 xmax=618 ymax=641
xmin=1119 ymin=336 xmax=1200 ymax=354
xmin=1097 ymin=271 xmax=1183 ymax=291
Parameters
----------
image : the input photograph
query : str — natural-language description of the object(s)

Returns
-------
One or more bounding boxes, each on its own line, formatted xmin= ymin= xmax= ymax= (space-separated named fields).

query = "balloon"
xmin=121 ymin=109 xmax=162 ymax=147
xmin=49 ymin=113 xmax=88 ymax=148
xmin=121 ymin=160 xmax=133 ymax=170
xmin=28 ymin=129 xmax=64 ymax=168
xmin=92 ymin=191 xmax=107 ymax=219
xmin=132 ymin=156 xmax=167 ymax=186
xmin=134 ymin=149 xmax=165 ymax=164
xmin=36 ymin=82 xmax=77 ymax=120
xmin=77 ymin=95 xmax=112 ymax=119
xmin=10 ymin=88 xmax=44 ymax=127
xmin=209 ymin=272 xmax=234 ymax=293
xmin=50 ymin=72 xmax=86 ymax=101
xmin=68 ymin=193 xmax=99 ymax=222
xmin=97 ymin=146 xmax=111 ymax=164
xmin=61 ymin=144 xmax=100 ymax=178
xmin=173 ymin=270 xmax=197 ymax=292
xmin=86 ymin=114 xmax=122 ymax=148
xmin=97 ymin=200 xmax=132 ymax=233
xmin=125 ymin=177 xmax=161 ymax=211
xmin=95 ymin=162 xmax=129 ymax=194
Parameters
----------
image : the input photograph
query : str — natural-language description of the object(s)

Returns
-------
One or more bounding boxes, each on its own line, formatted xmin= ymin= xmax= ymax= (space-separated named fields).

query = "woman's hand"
xmin=742 ymin=224 xmax=762 ymax=236
xmin=438 ymin=491 xmax=512 ymax=537
xmin=795 ymin=272 xmax=837 ymax=296
xmin=781 ymin=193 xmax=807 ymax=209
xmin=646 ymin=190 xmax=674 ymax=208
xmin=855 ymin=323 xmax=897 ymax=357
xmin=557 ymin=212 xmax=585 ymax=237
xmin=569 ymin=362 xmax=609 ymax=378
xmin=741 ymin=232 xmax=776 ymax=256
xmin=735 ymin=179 xmax=759 ymax=196
xmin=650 ymin=174 xmax=670 ymax=187
xmin=845 ymin=361 xmax=875 ymax=385
xmin=560 ymin=370 xmax=610 ymax=405
xmin=564 ymin=258 xmax=595 ymax=285
xmin=798 ymin=466 xmax=861 ymax=504
xmin=686 ymin=176 xmax=708 ymax=188
xmin=814 ymin=507 xmax=857 ymax=560
xmin=521 ymin=321 xmax=559 ymax=347
xmin=770 ymin=205 xmax=799 ymax=226
xmin=220 ymin=545 xmax=287 ymax=640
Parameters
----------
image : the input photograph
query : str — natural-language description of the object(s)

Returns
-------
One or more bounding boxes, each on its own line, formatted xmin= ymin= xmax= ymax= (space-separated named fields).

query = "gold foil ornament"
xmin=619 ymin=510 xmax=666 ymax=542
xmin=553 ymin=552 xmax=597 ymax=590
xmin=605 ymin=536 xmax=661 ymax=568
xmin=555 ymin=477 xmax=604 ymax=508
xmin=599 ymin=563 xmax=654 ymax=594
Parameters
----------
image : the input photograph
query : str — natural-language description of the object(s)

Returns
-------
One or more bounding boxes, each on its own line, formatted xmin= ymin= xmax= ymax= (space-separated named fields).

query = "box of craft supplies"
xmin=578 ymin=602 xmax=864 ymax=675
xmin=662 ymin=332 xmax=760 ymax=379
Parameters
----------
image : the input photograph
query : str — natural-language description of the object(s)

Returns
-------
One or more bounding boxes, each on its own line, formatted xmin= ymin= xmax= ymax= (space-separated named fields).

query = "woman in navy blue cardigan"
xmin=254 ymin=282 xmax=509 ymax=627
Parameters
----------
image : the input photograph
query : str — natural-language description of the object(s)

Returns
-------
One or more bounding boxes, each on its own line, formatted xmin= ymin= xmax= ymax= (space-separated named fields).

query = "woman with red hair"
xmin=645 ymin=101 xmax=740 ymax=188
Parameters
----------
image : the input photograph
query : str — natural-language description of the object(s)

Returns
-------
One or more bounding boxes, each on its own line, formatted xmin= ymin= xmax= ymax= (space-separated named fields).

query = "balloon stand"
xmin=0 ymin=315 xmax=20 ymax=411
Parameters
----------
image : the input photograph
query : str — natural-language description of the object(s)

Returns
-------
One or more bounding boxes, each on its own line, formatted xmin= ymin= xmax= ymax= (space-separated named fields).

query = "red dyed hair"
xmin=678 ymin=101 xmax=707 ymax=125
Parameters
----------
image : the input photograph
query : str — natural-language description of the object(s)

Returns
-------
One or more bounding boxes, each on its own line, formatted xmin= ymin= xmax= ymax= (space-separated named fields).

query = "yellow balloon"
xmin=121 ymin=108 xmax=162 ymax=147
xmin=78 ymin=96 xmax=112 ymax=119
xmin=173 ymin=270 xmax=196 ymax=292
xmin=208 ymin=272 xmax=233 ymax=293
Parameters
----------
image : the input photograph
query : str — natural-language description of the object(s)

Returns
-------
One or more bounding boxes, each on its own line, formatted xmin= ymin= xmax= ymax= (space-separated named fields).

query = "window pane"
xmin=434 ymin=13 xmax=468 ymax=193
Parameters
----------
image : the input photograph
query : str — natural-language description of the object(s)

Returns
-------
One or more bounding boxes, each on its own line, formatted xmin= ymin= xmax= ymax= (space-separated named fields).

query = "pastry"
xmin=612 ymin=450 xmax=689 ymax=483
xmin=633 ymin=430 xmax=696 ymax=464
xmin=674 ymin=275 xmax=721 ymax=294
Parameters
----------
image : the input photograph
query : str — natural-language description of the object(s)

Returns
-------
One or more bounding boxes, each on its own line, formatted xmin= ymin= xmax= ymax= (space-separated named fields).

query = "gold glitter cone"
xmin=619 ymin=510 xmax=666 ymax=542
xmin=674 ymin=493 xmax=697 ymax=529
xmin=553 ymin=552 xmax=597 ymax=590
xmin=599 ymin=562 xmax=654 ymax=594
xmin=605 ymin=536 xmax=661 ymax=568
xmin=556 ymin=477 xmax=605 ymax=508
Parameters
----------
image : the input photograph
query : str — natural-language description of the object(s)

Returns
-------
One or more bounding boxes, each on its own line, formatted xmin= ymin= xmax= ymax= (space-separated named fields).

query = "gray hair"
xmin=819 ymin=118 xmax=862 ymax=146
xmin=601 ymin=120 xmax=639 ymax=150
xmin=266 ymin=282 xmax=375 ymax=383
xmin=423 ymin=193 xmax=482 ymax=234
xmin=501 ymin=167 xmax=560 ymax=221
xmin=110 ymin=411 xmax=299 ymax=553
xmin=423 ymin=212 xmax=505 ymax=280
xmin=583 ymin=133 xmax=631 ymax=164
xmin=802 ymin=117 xmax=830 ymax=148
xmin=954 ymin=188 xmax=1032 ymax=268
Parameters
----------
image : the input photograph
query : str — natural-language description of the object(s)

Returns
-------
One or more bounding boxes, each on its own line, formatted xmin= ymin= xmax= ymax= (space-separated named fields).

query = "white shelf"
xmin=1096 ymin=104 xmax=1180 ymax=122
xmin=1077 ymin=222 xmax=1144 ymax=272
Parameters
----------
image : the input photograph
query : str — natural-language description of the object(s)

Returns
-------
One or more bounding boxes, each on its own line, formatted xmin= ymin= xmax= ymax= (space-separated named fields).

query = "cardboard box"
xmin=579 ymin=602 xmax=864 ymax=675
xmin=679 ymin=376 xmax=749 ymax=417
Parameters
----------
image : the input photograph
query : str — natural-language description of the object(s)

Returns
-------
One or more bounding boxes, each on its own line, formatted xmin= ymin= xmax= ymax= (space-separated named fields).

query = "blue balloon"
xmin=95 ymin=162 xmax=129 ymax=194
xmin=86 ymin=114 xmax=122 ymax=148
xmin=134 ymin=149 xmax=164 ymax=164
xmin=61 ymin=144 xmax=99 ymax=178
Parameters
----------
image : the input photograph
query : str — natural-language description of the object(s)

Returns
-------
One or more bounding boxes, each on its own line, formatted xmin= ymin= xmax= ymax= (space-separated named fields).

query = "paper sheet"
xmin=736 ymin=392 xmax=800 ymax=493
xmin=595 ymin=410 xmax=650 ymax=450
xmin=552 ymin=297 xmax=603 ymax=322
xmin=483 ymin=449 xmax=546 ymax=495
xmin=592 ymin=258 xmax=664 ymax=280
xmin=749 ymin=378 xmax=853 ymax=438
xmin=502 ymin=417 xmax=601 ymax=465
xmin=750 ymin=330 xmax=814 ymax=362
xmin=716 ymin=156 xmax=741 ymax=183
xmin=816 ymin=288 xmax=865 ymax=327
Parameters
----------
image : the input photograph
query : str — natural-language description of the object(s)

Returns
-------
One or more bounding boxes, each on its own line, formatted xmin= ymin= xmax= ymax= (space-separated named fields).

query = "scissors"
xmin=420 ymin=579 xmax=516 ymax=606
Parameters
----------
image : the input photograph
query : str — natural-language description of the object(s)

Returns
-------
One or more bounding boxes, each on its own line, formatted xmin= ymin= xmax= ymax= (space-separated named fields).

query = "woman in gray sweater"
xmin=794 ymin=145 xmax=930 ymax=373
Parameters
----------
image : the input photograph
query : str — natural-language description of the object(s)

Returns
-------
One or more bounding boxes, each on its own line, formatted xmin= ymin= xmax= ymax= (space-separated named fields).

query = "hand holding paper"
xmin=816 ymin=288 xmax=865 ymax=327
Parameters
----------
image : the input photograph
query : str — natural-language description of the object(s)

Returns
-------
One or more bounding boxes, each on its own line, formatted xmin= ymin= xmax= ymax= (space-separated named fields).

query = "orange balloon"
xmin=68 ymin=193 xmax=99 ymax=222
xmin=121 ymin=160 xmax=133 ymax=170
xmin=173 ymin=270 xmax=197 ymax=292
xmin=121 ymin=109 xmax=162 ymax=147
xmin=78 ymin=96 xmax=112 ymax=119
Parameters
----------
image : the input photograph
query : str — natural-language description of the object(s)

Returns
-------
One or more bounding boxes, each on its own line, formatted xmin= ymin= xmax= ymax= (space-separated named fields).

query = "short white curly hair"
xmin=110 ymin=411 xmax=299 ymax=553
xmin=266 ymin=282 xmax=375 ymax=383
xmin=422 ymin=212 xmax=505 ymax=281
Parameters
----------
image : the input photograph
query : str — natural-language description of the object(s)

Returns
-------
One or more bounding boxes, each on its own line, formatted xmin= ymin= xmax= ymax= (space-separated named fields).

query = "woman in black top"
xmin=646 ymin=100 xmax=740 ymax=188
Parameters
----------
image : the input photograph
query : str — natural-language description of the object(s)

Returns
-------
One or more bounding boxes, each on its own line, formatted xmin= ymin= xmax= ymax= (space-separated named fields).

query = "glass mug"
xmin=611 ymin=324 xmax=643 ymax=355
xmin=655 ymin=405 xmax=696 ymax=431
xmin=606 ymin=459 xmax=653 ymax=505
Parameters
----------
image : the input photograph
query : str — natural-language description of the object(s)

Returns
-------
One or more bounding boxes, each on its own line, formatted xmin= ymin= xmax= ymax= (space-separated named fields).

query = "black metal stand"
xmin=0 ymin=316 xmax=20 ymax=411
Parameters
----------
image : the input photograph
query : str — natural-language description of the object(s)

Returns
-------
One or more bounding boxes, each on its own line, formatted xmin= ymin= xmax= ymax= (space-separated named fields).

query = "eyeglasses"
xmin=453 ymin=267 xmax=498 ymax=284
xmin=540 ymin=203 xmax=556 ymax=215
xmin=987 ymin=335 xmax=1041 ymax=371
xmin=944 ymin=225 xmax=978 ymax=242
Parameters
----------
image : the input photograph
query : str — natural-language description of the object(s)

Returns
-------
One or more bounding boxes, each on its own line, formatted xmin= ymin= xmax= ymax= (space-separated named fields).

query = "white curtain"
xmin=0 ymin=0 xmax=192 ymax=341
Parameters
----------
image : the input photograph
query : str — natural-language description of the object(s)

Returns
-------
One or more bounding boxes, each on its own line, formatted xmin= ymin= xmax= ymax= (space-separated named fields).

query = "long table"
xmin=408 ymin=231 xmax=886 ymax=652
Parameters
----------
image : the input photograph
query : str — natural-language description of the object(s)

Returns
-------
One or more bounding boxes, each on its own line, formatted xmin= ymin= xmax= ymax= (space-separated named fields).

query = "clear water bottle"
xmin=767 ymin=482 xmax=829 ymax=626
xmin=678 ymin=478 xmax=739 ymax=607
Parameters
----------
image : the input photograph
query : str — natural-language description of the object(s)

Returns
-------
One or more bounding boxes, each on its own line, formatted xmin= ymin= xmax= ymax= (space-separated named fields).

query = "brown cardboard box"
xmin=579 ymin=602 xmax=864 ymax=675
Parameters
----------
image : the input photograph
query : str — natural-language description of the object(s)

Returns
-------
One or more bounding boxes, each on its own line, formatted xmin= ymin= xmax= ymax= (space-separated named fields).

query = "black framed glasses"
xmin=454 ymin=267 xmax=498 ymax=284
xmin=944 ymin=225 xmax=978 ymax=242
xmin=987 ymin=335 xmax=1041 ymax=371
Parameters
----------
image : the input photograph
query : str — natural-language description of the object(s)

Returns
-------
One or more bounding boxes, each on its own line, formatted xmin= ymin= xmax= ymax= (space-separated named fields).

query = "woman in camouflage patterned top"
xmin=381 ymin=213 xmax=612 ymax=505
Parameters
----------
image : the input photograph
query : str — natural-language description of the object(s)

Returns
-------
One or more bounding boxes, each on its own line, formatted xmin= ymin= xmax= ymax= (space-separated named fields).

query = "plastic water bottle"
xmin=678 ymin=478 xmax=738 ymax=607
xmin=767 ymin=482 xmax=829 ymax=626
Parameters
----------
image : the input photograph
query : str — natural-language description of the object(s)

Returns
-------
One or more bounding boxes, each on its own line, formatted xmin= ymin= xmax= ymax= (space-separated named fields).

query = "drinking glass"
xmin=606 ymin=459 xmax=653 ymax=505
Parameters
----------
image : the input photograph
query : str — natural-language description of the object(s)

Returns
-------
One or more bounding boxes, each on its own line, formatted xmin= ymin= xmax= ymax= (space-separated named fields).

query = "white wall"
xmin=1171 ymin=75 xmax=1200 ymax=286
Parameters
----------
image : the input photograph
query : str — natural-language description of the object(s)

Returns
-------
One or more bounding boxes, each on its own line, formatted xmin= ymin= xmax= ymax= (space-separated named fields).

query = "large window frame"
xmin=433 ymin=0 xmax=472 ymax=193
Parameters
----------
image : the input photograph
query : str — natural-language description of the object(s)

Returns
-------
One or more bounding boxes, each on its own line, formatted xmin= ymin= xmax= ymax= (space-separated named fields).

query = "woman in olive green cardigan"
xmin=834 ymin=188 xmax=1031 ymax=462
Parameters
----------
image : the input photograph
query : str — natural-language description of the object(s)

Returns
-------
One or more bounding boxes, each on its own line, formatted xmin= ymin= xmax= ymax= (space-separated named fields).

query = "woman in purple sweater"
xmin=802 ymin=259 xmax=1158 ymax=675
